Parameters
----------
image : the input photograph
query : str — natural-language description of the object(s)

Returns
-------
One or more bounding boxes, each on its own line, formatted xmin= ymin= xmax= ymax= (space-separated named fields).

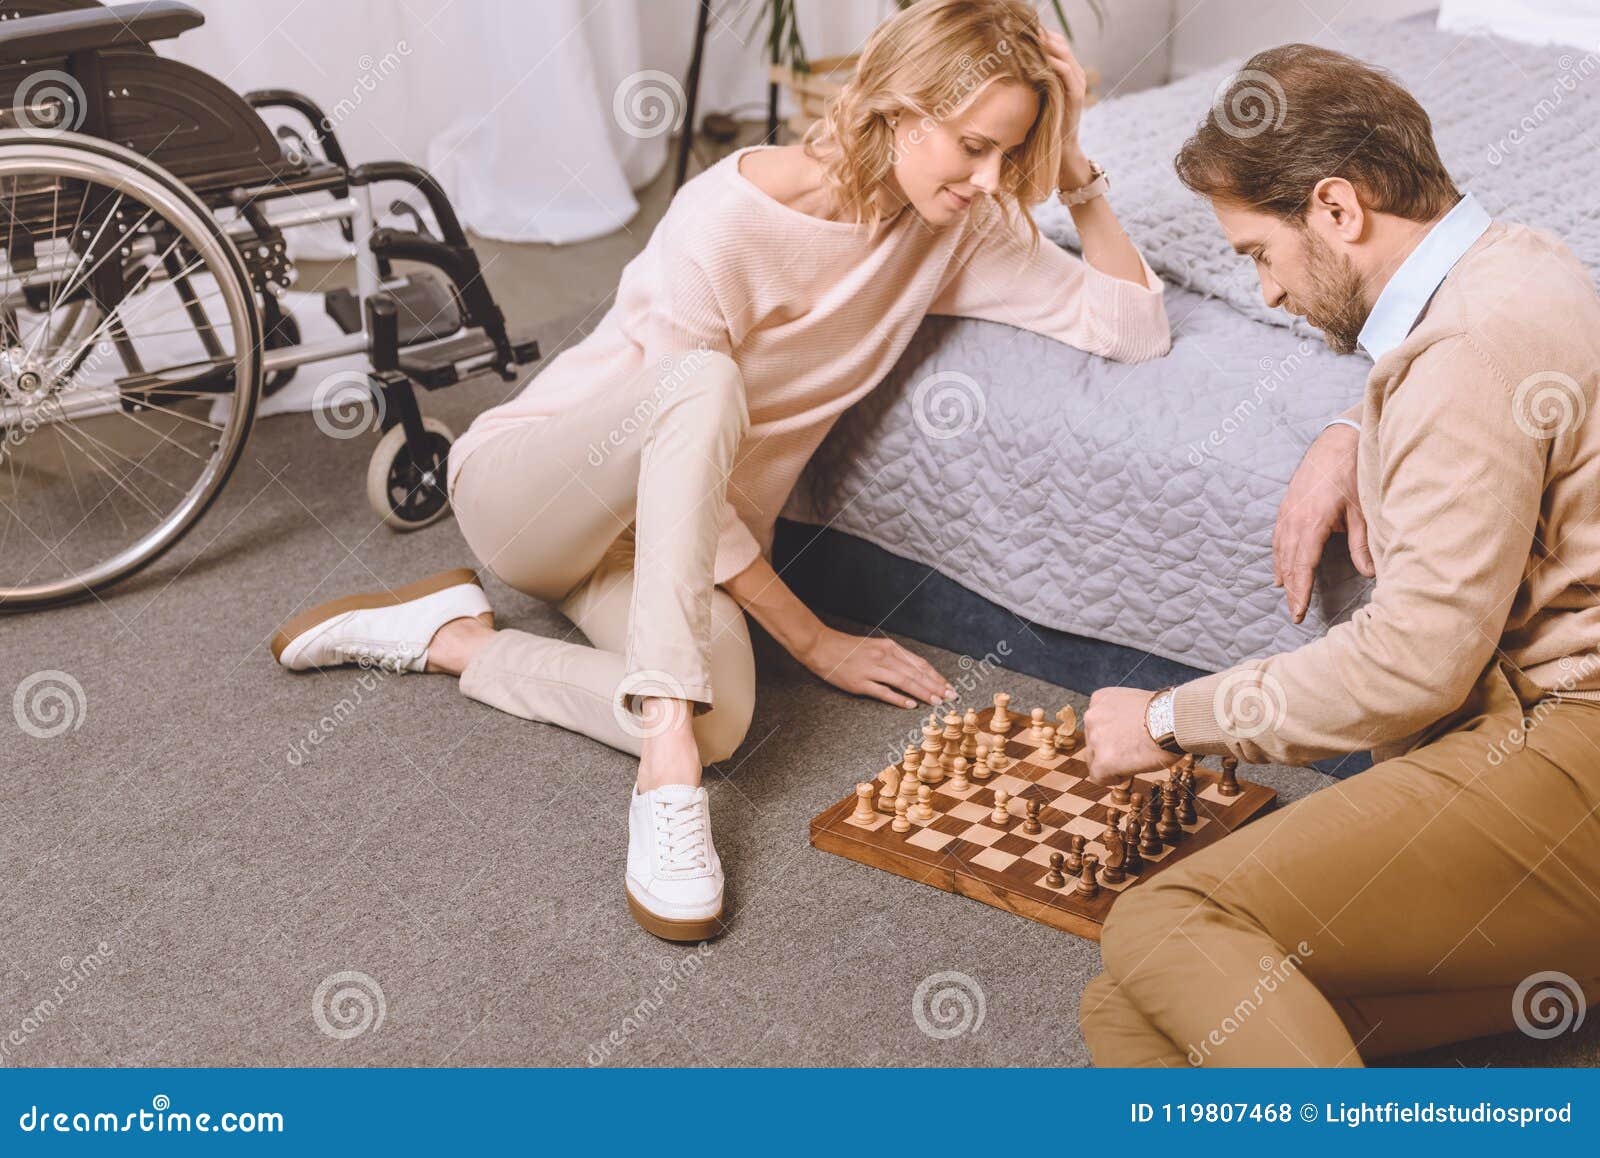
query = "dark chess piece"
xmin=1140 ymin=818 xmax=1163 ymax=857
xmin=1065 ymin=834 xmax=1085 ymax=874
xmin=1219 ymin=756 xmax=1241 ymax=797
xmin=1046 ymin=852 xmax=1066 ymax=888
xmin=1157 ymin=783 xmax=1183 ymax=844
xmin=1075 ymin=853 xmax=1100 ymax=898
xmin=1178 ymin=768 xmax=1197 ymax=827
xmin=1023 ymin=797 xmax=1042 ymax=835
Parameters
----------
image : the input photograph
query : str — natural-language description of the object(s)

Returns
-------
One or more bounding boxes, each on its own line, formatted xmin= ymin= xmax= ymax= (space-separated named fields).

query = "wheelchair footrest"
xmin=397 ymin=326 xmax=541 ymax=391
xmin=325 ymin=272 xmax=462 ymax=343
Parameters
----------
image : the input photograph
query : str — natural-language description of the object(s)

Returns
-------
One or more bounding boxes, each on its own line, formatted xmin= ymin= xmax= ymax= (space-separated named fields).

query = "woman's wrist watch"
xmin=1058 ymin=159 xmax=1109 ymax=206
xmin=1145 ymin=687 xmax=1185 ymax=755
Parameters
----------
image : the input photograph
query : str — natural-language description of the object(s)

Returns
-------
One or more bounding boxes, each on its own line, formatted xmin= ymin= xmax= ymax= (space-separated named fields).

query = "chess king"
xmin=1076 ymin=46 xmax=1600 ymax=1066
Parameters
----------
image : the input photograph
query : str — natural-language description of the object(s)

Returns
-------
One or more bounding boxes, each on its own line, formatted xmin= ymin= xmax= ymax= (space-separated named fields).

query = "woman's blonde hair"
xmin=803 ymin=0 xmax=1068 ymax=246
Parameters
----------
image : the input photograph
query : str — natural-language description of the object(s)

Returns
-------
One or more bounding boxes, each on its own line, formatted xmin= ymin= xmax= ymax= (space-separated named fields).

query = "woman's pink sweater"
xmin=448 ymin=144 xmax=1172 ymax=583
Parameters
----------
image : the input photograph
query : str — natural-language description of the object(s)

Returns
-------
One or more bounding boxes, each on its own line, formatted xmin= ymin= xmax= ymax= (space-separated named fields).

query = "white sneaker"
xmin=271 ymin=567 xmax=491 ymax=673
xmin=625 ymin=783 xmax=726 ymax=942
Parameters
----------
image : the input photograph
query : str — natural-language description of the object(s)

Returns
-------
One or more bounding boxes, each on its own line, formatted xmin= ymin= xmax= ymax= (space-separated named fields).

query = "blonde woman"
xmin=270 ymin=0 xmax=1170 ymax=942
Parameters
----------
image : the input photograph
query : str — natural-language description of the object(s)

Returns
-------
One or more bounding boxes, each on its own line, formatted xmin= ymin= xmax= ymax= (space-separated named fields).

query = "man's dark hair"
xmin=1174 ymin=44 xmax=1460 ymax=222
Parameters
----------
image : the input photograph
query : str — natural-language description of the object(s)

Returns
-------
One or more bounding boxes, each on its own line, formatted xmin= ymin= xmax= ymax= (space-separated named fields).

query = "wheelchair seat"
xmin=0 ymin=0 xmax=345 ymax=201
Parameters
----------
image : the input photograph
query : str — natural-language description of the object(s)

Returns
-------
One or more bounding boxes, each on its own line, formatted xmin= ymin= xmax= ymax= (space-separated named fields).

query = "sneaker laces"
xmin=654 ymin=795 xmax=710 ymax=874
xmin=333 ymin=641 xmax=420 ymax=673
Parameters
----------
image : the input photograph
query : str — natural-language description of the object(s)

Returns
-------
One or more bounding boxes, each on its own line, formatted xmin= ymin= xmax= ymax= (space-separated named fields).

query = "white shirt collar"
xmin=1357 ymin=193 xmax=1492 ymax=361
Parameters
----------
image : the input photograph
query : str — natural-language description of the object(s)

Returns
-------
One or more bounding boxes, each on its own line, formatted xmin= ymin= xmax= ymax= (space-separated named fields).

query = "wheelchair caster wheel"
xmin=367 ymin=416 xmax=454 ymax=531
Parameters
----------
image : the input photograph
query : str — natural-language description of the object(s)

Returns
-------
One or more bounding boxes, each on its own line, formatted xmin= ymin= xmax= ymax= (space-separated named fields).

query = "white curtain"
xmin=160 ymin=0 xmax=899 ymax=245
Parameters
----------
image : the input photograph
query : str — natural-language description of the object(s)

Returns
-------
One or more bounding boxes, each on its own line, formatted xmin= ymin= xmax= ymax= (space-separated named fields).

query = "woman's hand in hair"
xmin=799 ymin=626 xmax=955 ymax=709
xmin=1040 ymin=27 xmax=1088 ymax=166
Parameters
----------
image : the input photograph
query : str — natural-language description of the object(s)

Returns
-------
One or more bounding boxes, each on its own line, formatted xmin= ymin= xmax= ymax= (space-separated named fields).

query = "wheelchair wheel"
xmin=0 ymin=131 xmax=262 ymax=610
xmin=365 ymin=416 xmax=452 ymax=531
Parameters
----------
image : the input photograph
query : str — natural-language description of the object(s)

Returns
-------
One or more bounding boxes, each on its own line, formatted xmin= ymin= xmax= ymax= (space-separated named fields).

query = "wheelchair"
xmin=0 ymin=0 xmax=541 ymax=609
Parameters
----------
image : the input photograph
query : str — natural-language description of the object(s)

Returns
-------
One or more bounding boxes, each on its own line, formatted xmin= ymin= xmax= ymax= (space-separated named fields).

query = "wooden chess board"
xmin=810 ymin=700 xmax=1277 ymax=941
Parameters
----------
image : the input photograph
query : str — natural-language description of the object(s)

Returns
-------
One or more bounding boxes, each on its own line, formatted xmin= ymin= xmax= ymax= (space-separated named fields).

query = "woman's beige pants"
xmin=1080 ymin=661 xmax=1600 ymax=1065
xmin=446 ymin=350 xmax=756 ymax=763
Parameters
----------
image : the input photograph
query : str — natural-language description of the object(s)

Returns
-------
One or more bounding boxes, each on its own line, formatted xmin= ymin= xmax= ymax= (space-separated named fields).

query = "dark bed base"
xmin=771 ymin=518 xmax=1369 ymax=777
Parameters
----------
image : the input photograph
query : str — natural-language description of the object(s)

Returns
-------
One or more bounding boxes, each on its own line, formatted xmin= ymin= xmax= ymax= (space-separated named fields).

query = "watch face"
xmin=1146 ymin=691 xmax=1176 ymax=742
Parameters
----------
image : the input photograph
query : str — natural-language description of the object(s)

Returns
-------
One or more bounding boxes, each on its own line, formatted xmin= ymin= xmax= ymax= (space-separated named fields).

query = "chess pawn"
xmin=1029 ymin=707 xmax=1047 ymax=743
xmin=990 ymin=789 xmax=1010 ymax=826
xmin=1023 ymin=798 xmax=1042 ymax=835
xmin=878 ymin=765 xmax=903 ymax=812
xmin=961 ymin=709 xmax=981 ymax=762
xmin=1075 ymin=853 xmax=1100 ymax=898
xmin=1065 ymin=834 xmax=1085 ymax=874
xmin=1121 ymin=819 xmax=1144 ymax=875
xmin=1109 ymin=777 xmax=1131 ymax=808
xmin=1039 ymin=723 xmax=1056 ymax=752
xmin=896 ymin=765 xmax=918 ymax=814
xmin=1140 ymin=818 xmax=1163 ymax=856
xmin=892 ymin=798 xmax=911 ymax=833
xmin=949 ymin=756 xmax=971 ymax=793
xmin=1046 ymin=852 xmax=1066 ymax=889
xmin=851 ymin=782 xmax=878 ymax=826
xmin=986 ymin=745 xmax=1008 ymax=774
xmin=1219 ymin=755 xmax=1241 ymax=797
xmin=940 ymin=711 xmax=963 ymax=773
xmin=913 ymin=784 xmax=935 ymax=823
xmin=991 ymin=692 xmax=1013 ymax=734
xmin=1128 ymin=790 xmax=1146 ymax=824
xmin=971 ymin=744 xmax=994 ymax=781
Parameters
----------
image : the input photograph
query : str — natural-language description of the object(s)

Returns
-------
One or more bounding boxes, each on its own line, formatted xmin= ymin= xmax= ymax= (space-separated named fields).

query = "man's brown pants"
xmin=1080 ymin=662 xmax=1600 ymax=1065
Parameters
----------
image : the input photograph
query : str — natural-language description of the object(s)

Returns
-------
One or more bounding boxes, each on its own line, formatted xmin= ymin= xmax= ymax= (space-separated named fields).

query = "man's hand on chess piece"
xmin=1079 ymin=687 xmax=1174 ymax=785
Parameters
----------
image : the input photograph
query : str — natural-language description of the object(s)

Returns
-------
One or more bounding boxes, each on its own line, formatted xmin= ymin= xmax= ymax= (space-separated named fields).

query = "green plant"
xmin=736 ymin=0 xmax=1105 ymax=73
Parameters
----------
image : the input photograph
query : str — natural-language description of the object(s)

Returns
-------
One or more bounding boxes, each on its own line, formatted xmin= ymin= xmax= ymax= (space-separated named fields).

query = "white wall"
xmin=1168 ymin=0 xmax=1440 ymax=78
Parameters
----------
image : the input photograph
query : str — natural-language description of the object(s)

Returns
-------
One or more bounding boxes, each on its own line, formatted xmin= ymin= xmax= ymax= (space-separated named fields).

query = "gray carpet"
xmin=5 ymin=303 xmax=1596 ymax=1069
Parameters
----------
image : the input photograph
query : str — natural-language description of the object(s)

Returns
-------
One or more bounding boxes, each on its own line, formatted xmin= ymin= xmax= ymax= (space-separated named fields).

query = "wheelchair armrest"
xmin=0 ymin=1 xmax=204 ymax=65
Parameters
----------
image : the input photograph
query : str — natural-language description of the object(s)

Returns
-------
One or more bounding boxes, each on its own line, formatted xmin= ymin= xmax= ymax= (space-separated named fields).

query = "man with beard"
xmin=1075 ymin=44 xmax=1600 ymax=1066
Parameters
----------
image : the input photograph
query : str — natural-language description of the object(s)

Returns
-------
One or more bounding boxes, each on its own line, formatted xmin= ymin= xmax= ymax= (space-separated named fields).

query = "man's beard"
xmin=1291 ymin=228 xmax=1370 ymax=356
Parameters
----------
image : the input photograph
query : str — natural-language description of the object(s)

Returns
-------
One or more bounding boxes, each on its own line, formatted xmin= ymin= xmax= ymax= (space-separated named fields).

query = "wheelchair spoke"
xmin=0 ymin=140 xmax=260 ymax=605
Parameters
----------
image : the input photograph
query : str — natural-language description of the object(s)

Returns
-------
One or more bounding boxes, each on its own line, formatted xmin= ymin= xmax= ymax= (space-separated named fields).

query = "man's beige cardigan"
xmin=1175 ymin=222 xmax=1600 ymax=765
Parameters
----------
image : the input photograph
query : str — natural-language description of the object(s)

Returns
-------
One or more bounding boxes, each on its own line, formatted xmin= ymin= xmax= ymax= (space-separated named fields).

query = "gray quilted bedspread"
xmin=786 ymin=19 xmax=1599 ymax=672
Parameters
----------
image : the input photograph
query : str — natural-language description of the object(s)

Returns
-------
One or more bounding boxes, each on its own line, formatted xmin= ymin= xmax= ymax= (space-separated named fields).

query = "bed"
xmin=774 ymin=15 xmax=1600 ymax=760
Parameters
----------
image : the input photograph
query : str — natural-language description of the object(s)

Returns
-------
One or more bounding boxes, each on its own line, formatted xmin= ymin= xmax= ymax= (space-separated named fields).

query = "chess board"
xmin=810 ymin=701 xmax=1277 ymax=941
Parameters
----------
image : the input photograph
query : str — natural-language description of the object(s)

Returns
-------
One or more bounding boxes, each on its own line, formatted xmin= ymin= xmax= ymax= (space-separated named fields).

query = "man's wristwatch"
xmin=1145 ymin=687 xmax=1184 ymax=755
xmin=1058 ymin=159 xmax=1109 ymax=206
